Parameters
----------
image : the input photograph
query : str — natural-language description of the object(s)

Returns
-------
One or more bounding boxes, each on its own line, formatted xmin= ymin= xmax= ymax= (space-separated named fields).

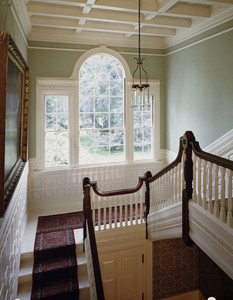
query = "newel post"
xmin=145 ymin=171 xmax=152 ymax=239
xmin=83 ymin=177 xmax=91 ymax=248
xmin=182 ymin=131 xmax=195 ymax=246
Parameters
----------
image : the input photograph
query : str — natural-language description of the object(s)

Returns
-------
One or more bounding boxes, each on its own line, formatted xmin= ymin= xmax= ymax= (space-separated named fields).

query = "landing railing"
xmin=147 ymin=131 xmax=233 ymax=245
xmin=83 ymin=177 xmax=105 ymax=300
xmin=85 ymin=175 xmax=148 ymax=231
xmin=148 ymin=138 xmax=185 ymax=212
xmin=191 ymin=137 xmax=233 ymax=227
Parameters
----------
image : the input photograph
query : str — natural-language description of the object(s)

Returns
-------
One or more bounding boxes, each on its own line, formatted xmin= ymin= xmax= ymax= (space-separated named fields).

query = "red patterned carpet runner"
xmin=31 ymin=211 xmax=83 ymax=300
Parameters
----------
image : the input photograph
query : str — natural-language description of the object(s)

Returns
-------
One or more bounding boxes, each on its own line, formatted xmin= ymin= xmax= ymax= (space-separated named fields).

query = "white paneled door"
xmin=99 ymin=247 xmax=143 ymax=300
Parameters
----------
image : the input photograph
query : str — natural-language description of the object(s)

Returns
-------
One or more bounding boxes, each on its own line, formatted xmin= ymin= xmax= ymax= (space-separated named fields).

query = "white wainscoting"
xmin=0 ymin=162 xmax=28 ymax=300
xmin=28 ymin=160 xmax=165 ymax=215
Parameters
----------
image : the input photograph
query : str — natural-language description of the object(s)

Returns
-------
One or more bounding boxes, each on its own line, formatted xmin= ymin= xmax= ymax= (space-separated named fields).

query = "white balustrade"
xmin=192 ymin=153 xmax=233 ymax=228
xmin=90 ymin=184 xmax=145 ymax=231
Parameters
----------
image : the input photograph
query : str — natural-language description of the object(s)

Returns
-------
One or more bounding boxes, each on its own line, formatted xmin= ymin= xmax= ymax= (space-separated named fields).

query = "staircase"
xmin=17 ymin=228 xmax=90 ymax=300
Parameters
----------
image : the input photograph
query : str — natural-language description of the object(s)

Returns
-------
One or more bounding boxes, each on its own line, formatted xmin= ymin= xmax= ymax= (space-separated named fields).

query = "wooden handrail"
xmin=149 ymin=137 xmax=183 ymax=183
xmin=83 ymin=177 xmax=105 ymax=300
xmin=90 ymin=175 xmax=146 ymax=197
xmin=191 ymin=141 xmax=233 ymax=170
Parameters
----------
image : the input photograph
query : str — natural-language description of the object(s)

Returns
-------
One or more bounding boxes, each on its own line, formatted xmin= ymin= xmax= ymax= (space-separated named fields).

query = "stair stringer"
xmin=189 ymin=200 xmax=233 ymax=280
xmin=148 ymin=200 xmax=233 ymax=280
xmin=148 ymin=202 xmax=182 ymax=241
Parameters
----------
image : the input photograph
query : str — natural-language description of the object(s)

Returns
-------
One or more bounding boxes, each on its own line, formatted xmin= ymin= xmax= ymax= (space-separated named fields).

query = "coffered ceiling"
xmin=14 ymin=0 xmax=233 ymax=49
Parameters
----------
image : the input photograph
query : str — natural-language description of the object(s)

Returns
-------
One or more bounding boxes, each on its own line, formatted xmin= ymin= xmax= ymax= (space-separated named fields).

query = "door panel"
xmin=99 ymin=247 xmax=143 ymax=300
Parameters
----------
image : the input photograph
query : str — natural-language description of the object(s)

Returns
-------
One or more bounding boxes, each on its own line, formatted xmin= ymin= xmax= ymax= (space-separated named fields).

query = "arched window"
xmin=79 ymin=54 xmax=125 ymax=164
xmin=36 ymin=47 xmax=160 ymax=169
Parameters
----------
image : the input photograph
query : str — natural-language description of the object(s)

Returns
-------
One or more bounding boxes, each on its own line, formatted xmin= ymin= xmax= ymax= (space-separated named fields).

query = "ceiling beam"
xmin=27 ymin=2 xmax=191 ymax=29
xmin=164 ymin=3 xmax=212 ymax=18
xmin=30 ymin=15 xmax=177 ymax=37
xmin=158 ymin=0 xmax=179 ymax=13
xmin=184 ymin=0 xmax=233 ymax=6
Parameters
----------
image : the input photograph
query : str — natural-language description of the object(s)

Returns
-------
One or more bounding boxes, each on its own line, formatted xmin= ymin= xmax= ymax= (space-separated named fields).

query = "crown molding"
xmin=12 ymin=0 xmax=31 ymax=43
xmin=165 ymin=7 xmax=233 ymax=48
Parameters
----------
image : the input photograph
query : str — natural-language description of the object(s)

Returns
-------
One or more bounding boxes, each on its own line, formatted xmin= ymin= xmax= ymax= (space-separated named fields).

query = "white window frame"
xmin=36 ymin=47 xmax=160 ymax=170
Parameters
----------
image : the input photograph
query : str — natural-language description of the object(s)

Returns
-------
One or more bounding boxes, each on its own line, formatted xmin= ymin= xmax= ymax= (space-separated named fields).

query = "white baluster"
xmin=125 ymin=195 xmax=128 ymax=227
xmin=179 ymin=162 xmax=182 ymax=202
xmin=136 ymin=191 xmax=139 ymax=224
xmin=171 ymin=168 xmax=174 ymax=205
xmin=214 ymin=164 xmax=220 ymax=218
xmin=203 ymin=160 xmax=207 ymax=210
xmin=114 ymin=196 xmax=117 ymax=229
xmin=130 ymin=193 xmax=133 ymax=226
xmin=120 ymin=195 xmax=123 ymax=228
xmin=227 ymin=169 xmax=232 ymax=227
xmin=182 ymin=154 xmax=185 ymax=193
xmin=208 ymin=162 xmax=213 ymax=214
xmin=140 ymin=187 xmax=143 ymax=223
xmin=109 ymin=196 xmax=112 ymax=230
xmin=193 ymin=155 xmax=197 ymax=202
xmin=174 ymin=166 xmax=178 ymax=203
xmin=220 ymin=167 xmax=226 ymax=222
xmin=198 ymin=158 xmax=202 ymax=207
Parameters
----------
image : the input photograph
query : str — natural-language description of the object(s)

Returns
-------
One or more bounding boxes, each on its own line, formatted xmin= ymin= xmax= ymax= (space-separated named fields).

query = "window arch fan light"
xmin=131 ymin=0 xmax=150 ymax=108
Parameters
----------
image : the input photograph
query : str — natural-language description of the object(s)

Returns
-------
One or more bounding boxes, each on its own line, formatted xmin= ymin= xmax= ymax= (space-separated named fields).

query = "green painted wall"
xmin=0 ymin=3 xmax=28 ymax=62
xmin=28 ymin=43 xmax=166 ymax=158
xmin=165 ymin=26 xmax=233 ymax=152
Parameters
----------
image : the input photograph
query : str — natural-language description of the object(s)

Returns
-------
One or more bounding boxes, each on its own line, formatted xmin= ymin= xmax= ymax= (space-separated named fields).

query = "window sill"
xmin=30 ymin=159 xmax=165 ymax=174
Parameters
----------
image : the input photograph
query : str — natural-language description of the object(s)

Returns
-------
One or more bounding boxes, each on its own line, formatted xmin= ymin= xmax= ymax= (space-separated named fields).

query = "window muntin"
xmin=44 ymin=95 xmax=69 ymax=167
xmin=79 ymin=54 xmax=125 ymax=164
xmin=134 ymin=104 xmax=153 ymax=160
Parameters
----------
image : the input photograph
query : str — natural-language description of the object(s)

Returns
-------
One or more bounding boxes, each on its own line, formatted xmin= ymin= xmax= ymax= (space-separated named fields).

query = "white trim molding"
xmin=0 ymin=163 xmax=29 ymax=300
xmin=148 ymin=202 xmax=182 ymax=241
xmin=189 ymin=201 xmax=233 ymax=280
xmin=204 ymin=129 xmax=233 ymax=160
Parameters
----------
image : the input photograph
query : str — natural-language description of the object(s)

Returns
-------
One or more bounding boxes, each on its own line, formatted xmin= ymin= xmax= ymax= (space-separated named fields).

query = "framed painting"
xmin=0 ymin=32 xmax=29 ymax=217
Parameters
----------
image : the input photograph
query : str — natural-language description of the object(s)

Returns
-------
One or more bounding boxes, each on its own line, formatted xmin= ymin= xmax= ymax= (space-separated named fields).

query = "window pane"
xmin=58 ymin=114 xmax=68 ymax=130
xmin=95 ymin=113 xmax=109 ymax=129
xmin=134 ymin=111 xmax=142 ymax=127
xmin=110 ymin=113 xmax=123 ymax=128
xmin=111 ymin=130 xmax=124 ymax=145
xmin=134 ymin=145 xmax=142 ymax=160
xmin=96 ymin=81 xmax=109 ymax=96
xmin=80 ymin=113 xmax=94 ymax=129
xmin=143 ymin=112 xmax=152 ymax=127
xmin=80 ymin=81 xmax=94 ymax=96
xmin=96 ymin=130 xmax=109 ymax=146
xmin=56 ymin=148 xmax=69 ymax=166
xmin=46 ymin=97 xmax=56 ymax=113
xmin=79 ymin=146 xmax=95 ymax=164
xmin=45 ymin=132 xmax=57 ymax=149
xmin=110 ymin=97 xmax=123 ymax=113
xmin=57 ymin=96 xmax=68 ymax=113
xmin=110 ymin=146 xmax=124 ymax=161
xmin=110 ymin=81 xmax=123 ymax=96
xmin=46 ymin=114 xmax=57 ymax=130
xmin=80 ymin=131 xmax=94 ymax=147
xmin=95 ymin=97 xmax=109 ymax=112
xmin=134 ymin=128 xmax=142 ymax=144
xmin=80 ymin=97 xmax=94 ymax=112
xmin=144 ymin=128 xmax=151 ymax=143
xmin=96 ymin=146 xmax=110 ymax=162
xmin=57 ymin=132 xmax=69 ymax=147
xmin=110 ymin=69 xmax=118 ymax=80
